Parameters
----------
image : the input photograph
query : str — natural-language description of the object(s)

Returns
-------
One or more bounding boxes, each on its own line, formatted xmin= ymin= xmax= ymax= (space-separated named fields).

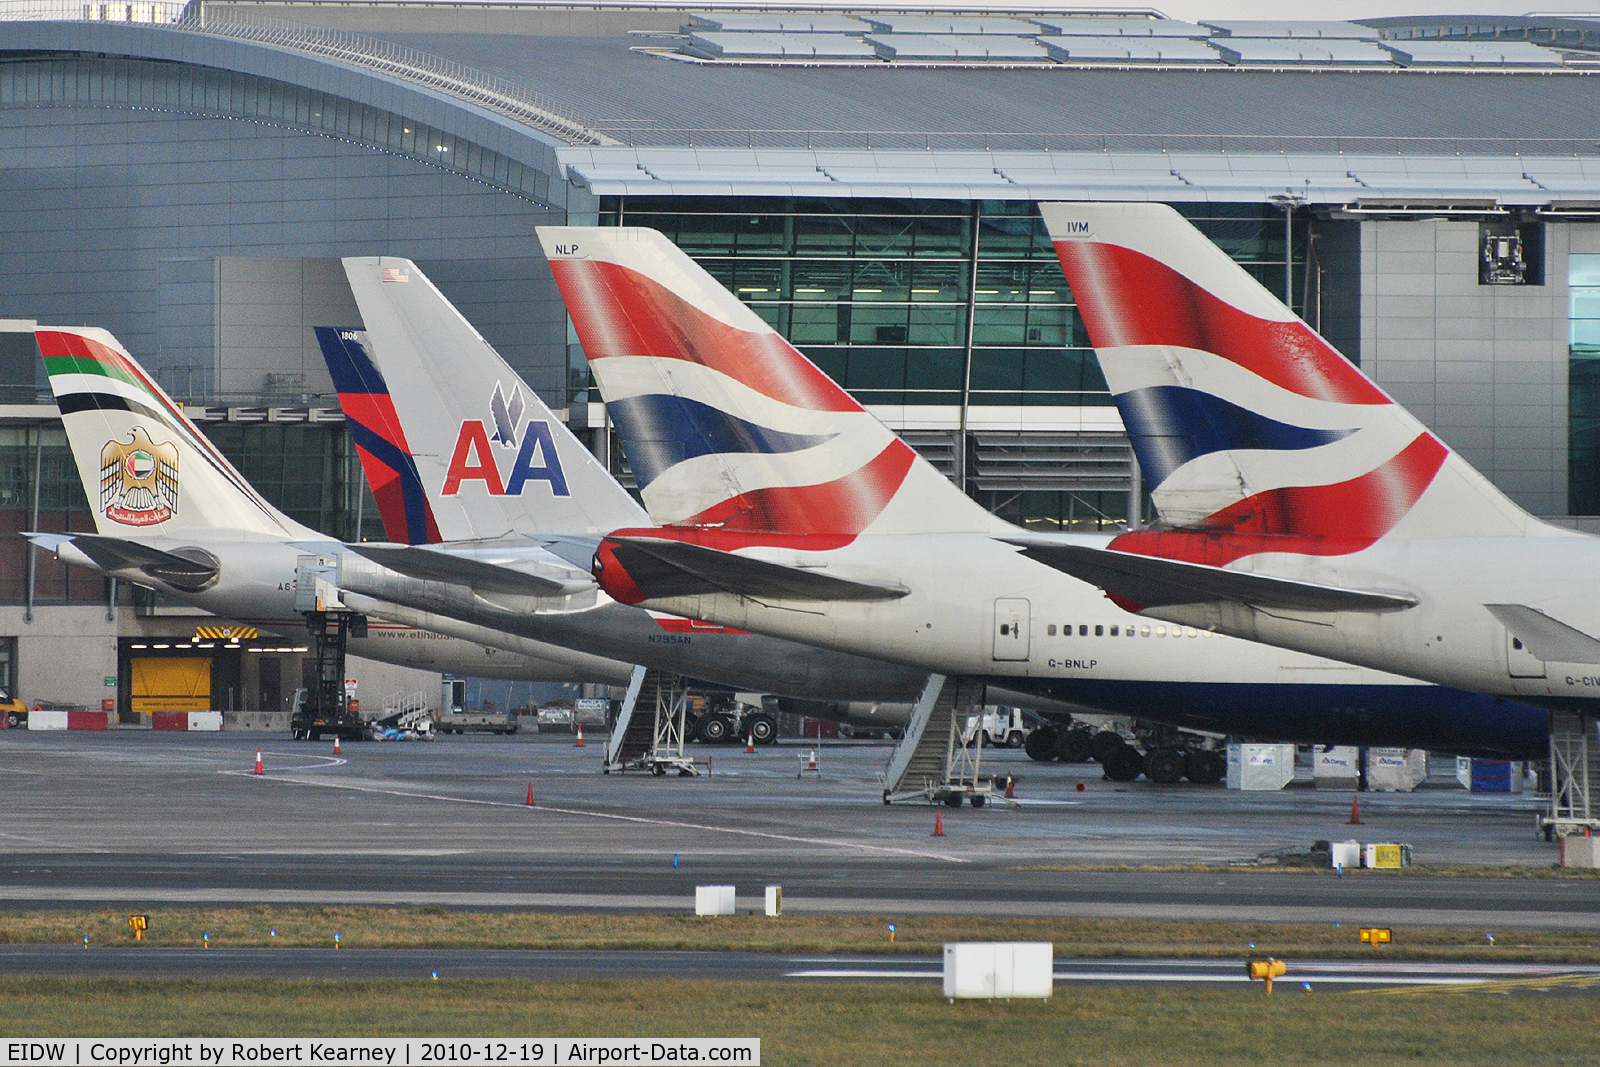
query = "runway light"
xmin=196 ymin=643 xmax=216 ymax=649
xmin=130 ymin=644 xmax=147 ymax=649
xmin=153 ymin=644 xmax=169 ymax=649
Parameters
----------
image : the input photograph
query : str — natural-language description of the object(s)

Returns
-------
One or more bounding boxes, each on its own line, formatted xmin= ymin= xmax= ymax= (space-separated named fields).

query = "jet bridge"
xmin=604 ymin=665 xmax=699 ymax=776
xmin=882 ymin=674 xmax=1015 ymax=808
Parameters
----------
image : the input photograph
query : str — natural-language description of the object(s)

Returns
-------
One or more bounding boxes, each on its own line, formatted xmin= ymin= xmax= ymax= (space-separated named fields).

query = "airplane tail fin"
xmin=1040 ymin=201 xmax=1548 ymax=560
xmin=315 ymin=326 xmax=444 ymax=546
xmin=537 ymin=226 xmax=1006 ymax=536
xmin=336 ymin=257 xmax=647 ymax=540
xmin=37 ymin=326 xmax=311 ymax=540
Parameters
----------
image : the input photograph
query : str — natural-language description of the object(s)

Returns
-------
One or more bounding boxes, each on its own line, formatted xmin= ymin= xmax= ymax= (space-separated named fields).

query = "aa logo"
xmin=441 ymin=382 xmax=569 ymax=497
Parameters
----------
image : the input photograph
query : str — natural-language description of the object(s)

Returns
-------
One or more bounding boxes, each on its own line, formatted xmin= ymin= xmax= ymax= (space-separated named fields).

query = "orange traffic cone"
xmin=746 ymin=733 xmax=755 ymax=753
xmin=254 ymin=750 xmax=263 ymax=776
xmin=574 ymin=725 xmax=584 ymax=747
xmin=333 ymin=735 xmax=341 ymax=755
xmin=1004 ymin=775 xmax=1015 ymax=799
xmin=1349 ymin=795 xmax=1361 ymax=824
xmin=932 ymin=811 xmax=944 ymax=836
xmin=525 ymin=782 xmax=535 ymax=807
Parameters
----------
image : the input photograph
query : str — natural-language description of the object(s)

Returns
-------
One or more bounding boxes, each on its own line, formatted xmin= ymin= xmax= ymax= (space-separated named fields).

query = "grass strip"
xmin=0 ymin=977 xmax=1595 ymax=1065
xmin=4 ymin=908 xmax=1599 ymax=962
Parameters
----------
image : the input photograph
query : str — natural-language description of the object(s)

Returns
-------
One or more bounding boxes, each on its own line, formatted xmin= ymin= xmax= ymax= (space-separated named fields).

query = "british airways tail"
xmin=1040 ymin=202 xmax=1557 ymax=562
xmin=536 ymin=226 xmax=1007 ymax=537
xmin=38 ymin=326 xmax=315 ymax=540
xmin=336 ymin=257 xmax=647 ymax=539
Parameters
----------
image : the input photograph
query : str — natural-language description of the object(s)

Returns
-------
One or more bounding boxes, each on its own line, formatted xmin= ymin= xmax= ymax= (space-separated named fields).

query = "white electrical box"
xmin=694 ymin=885 xmax=736 ymax=916
xmin=942 ymin=942 xmax=1052 ymax=1000
xmin=1330 ymin=839 xmax=1362 ymax=869
xmin=764 ymin=885 xmax=782 ymax=917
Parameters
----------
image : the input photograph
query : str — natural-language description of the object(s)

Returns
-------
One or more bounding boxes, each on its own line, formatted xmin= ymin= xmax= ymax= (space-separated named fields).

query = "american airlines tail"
xmin=38 ymin=326 xmax=316 ymax=541
xmin=1039 ymin=202 xmax=1563 ymax=566
xmin=537 ymin=226 xmax=1009 ymax=538
xmin=337 ymin=256 xmax=646 ymax=540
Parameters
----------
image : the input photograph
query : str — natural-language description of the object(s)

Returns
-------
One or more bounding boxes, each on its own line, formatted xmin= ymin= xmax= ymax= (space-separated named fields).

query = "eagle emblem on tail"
xmin=101 ymin=428 xmax=179 ymax=526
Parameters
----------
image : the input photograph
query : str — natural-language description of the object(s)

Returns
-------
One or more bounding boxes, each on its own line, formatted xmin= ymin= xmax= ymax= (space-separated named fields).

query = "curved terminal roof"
xmin=7 ymin=13 xmax=1600 ymax=206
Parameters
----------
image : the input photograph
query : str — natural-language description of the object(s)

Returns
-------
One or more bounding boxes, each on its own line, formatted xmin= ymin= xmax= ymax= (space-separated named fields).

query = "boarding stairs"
xmin=882 ymin=675 xmax=1013 ymax=807
xmin=604 ymin=666 xmax=698 ymax=777
xmin=376 ymin=689 xmax=433 ymax=735
xmin=1543 ymin=710 xmax=1600 ymax=838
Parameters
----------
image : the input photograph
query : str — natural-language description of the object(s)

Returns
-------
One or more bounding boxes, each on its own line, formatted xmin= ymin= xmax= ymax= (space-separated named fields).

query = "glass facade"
xmin=596 ymin=197 xmax=1308 ymax=409
xmin=0 ymin=55 xmax=556 ymax=208
xmin=1570 ymin=254 xmax=1600 ymax=513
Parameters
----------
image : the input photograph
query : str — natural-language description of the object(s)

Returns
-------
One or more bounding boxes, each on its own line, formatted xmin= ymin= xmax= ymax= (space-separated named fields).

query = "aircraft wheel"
xmin=1023 ymin=726 xmax=1059 ymax=762
xmin=1090 ymin=730 xmax=1127 ymax=765
xmin=1057 ymin=728 xmax=1094 ymax=764
xmin=699 ymin=716 xmax=731 ymax=744
xmin=1145 ymin=748 xmax=1186 ymax=785
xmin=1186 ymin=749 xmax=1226 ymax=785
xmin=1102 ymin=744 xmax=1145 ymax=782
xmin=746 ymin=714 xmax=778 ymax=745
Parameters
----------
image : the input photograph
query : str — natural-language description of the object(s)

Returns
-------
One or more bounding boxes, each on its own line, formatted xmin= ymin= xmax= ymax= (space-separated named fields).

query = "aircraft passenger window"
xmin=1079 ymin=625 xmax=1088 ymax=636
xmin=1109 ymin=625 xmax=1119 ymax=636
xmin=1155 ymin=625 xmax=1167 ymax=637
xmin=1047 ymin=625 xmax=1057 ymax=636
xmin=1185 ymin=627 xmax=1197 ymax=637
xmin=1140 ymin=625 xmax=1151 ymax=637
xmin=1094 ymin=625 xmax=1104 ymax=636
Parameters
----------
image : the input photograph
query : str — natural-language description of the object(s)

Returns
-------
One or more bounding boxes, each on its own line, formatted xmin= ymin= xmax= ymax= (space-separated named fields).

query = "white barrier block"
xmin=187 ymin=711 xmax=223 ymax=731
xmin=27 ymin=711 xmax=67 ymax=731
xmin=695 ymin=885 xmax=736 ymax=916
xmin=1330 ymin=839 xmax=1361 ymax=869
xmin=764 ymin=885 xmax=782 ymax=917
xmin=943 ymin=942 xmax=1053 ymax=1000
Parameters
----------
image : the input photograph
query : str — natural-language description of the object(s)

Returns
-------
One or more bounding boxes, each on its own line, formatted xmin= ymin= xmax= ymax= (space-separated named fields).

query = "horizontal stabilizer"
xmin=30 ymin=532 xmax=219 ymax=592
xmin=1485 ymin=604 xmax=1600 ymax=665
xmin=348 ymin=543 xmax=591 ymax=597
xmin=1004 ymin=537 xmax=1418 ymax=614
xmin=606 ymin=536 xmax=910 ymax=603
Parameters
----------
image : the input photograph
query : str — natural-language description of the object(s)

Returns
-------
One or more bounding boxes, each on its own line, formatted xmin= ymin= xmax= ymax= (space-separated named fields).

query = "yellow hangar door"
xmin=131 ymin=657 xmax=212 ymax=713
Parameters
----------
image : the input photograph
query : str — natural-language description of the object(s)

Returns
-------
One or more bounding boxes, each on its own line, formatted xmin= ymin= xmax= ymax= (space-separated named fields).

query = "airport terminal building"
xmin=3 ymin=1 xmax=1600 ymax=712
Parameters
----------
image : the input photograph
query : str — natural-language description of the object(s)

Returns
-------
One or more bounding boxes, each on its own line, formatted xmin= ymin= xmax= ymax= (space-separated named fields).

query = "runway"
xmin=1 ymin=731 xmax=1593 ymax=929
xmin=4 ymin=945 xmax=1597 ymax=990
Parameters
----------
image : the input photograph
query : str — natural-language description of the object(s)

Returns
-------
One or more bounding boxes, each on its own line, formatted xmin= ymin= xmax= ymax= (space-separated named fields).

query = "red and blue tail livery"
xmin=1041 ymin=202 xmax=1538 ymax=562
xmin=538 ymin=226 xmax=1004 ymax=538
xmin=315 ymin=326 xmax=442 ymax=545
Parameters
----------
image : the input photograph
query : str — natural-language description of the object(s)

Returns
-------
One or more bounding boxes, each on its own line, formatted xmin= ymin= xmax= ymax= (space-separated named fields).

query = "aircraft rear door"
xmin=1506 ymin=631 xmax=1546 ymax=678
xmin=993 ymin=598 xmax=1031 ymax=662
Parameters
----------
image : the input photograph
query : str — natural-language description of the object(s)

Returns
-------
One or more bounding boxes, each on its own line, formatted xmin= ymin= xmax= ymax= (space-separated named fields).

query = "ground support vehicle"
xmin=883 ymin=675 xmax=1020 ymax=809
xmin=437 ymin=709 xmax=518 ymax=735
